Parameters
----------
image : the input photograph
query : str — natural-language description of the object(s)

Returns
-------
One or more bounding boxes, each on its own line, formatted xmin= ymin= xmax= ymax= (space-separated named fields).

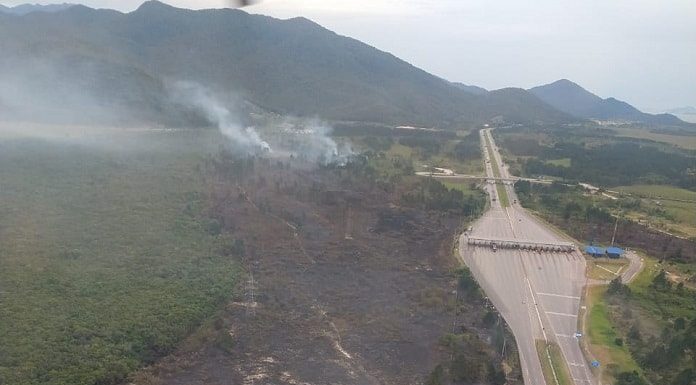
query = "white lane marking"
xmin=538 ymin=292 xmax=580 ymax=300
xmin=526 ymin=277 xmax=548 ymax=341
xmin=596 ymin=264 xmax=620 ymax=276
xmin=555 ymin=334 xmax=574 ymax=339
xmin=546 ymin=311 xmax=577 ymax=318
xmin=569 ymin=362 xmax=585 ymax=367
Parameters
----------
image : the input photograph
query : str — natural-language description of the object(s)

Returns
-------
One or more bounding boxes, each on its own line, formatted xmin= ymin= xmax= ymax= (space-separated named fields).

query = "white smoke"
xmin=276 ymin=119 xmax=353 ymax=165
xmin=169 ymin=81 xmax=352 ymax=165
xmin=169 ymin=81 xmax=271 ymax=154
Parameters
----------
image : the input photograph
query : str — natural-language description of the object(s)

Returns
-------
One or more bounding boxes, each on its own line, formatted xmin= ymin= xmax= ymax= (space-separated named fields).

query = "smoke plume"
xmin=169 ymin=81 xmax=271 ymax=154
xmin=275 ymin=119 xmax=353 ymax=165
xmin=170 ymin=82 xmax=352 ymax=165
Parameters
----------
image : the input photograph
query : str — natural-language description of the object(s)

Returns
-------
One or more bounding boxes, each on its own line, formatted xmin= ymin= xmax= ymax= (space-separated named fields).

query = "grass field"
xmin=358 ymin=130 xmax=484 ymax=177
xmin=614 ymin=184 xmax=696 ymax=238
xmin=387 ymin=142 xmax=415 ymax=158
xmin=545 ymin=158 xmax=571 ymax=167
xmin=536 ymin=340 xmax=572 ymax=385
xmin=483 ymin=134 xmax=510 ymax=207
xmin=496 ymin=183 xmax=510 ymax=207
xmin=659 ymin=200 xmax=696 ymax=237
xmin=613 ymin=127 xmax=696 ymax=150
xmin=484 ymin=135 xmax=501 ymax=179
xmin=587 ymin=259 xmax=628 ymax=281
xmin=585 ymin=286 xmax=642 ymax=383
xmin=615 ymin=184 xmax=696 ymax=201
xmin=0 ymin=130 xmax=240 ymax=385
xmin=408 ymin=137 xmax=484 ymax=176
xmin=441 ymin=180 xmax=485 ymax=197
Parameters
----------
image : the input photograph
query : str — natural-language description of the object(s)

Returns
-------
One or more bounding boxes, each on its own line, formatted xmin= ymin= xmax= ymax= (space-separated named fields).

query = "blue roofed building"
xmin=606 ymin=247 xmax=625 ymax=258
xmin=585 ymin=245 xmax=605 ymax=257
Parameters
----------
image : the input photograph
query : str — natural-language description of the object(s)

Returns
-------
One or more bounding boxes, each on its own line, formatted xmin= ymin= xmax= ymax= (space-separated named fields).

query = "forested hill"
xmin=0 ymin=1 xmax=574 ymax=127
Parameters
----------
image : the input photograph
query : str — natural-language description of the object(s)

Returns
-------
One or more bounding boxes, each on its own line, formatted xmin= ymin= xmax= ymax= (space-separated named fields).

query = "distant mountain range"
xmin=666 ymin=106 xmax=696 ymax=115
xmin=0 ymin=1 xmax=575 ymax=127
xmin=663 ymin=106 xmax=696 ymax=124
xmin=0 ymin=3 xmax=75 ymax=15
xmin=528 ymin=79 xmax=687 ymax=126
xmin=0 ymin=1 xmax=689 ymax=129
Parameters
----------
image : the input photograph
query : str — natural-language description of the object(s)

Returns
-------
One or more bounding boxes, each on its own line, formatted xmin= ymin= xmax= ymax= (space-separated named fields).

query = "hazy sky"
xmin=4 ymin=0 xmax=695 ymax=110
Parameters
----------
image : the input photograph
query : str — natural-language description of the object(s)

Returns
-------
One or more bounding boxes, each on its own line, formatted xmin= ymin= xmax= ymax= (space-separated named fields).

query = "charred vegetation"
xmin=132 ymin=151 xmax=515 ymax=385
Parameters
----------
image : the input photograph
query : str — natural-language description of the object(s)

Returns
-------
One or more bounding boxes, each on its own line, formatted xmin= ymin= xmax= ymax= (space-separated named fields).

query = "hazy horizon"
xmin=2 ymin=0 xmax=695 ymax=111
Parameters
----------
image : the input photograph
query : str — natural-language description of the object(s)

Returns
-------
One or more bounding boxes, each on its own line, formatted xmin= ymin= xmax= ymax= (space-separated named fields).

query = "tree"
xmin=483 ymin=311 xmax=497 ymax=328
xmin=425 ymin=364 xmax=445 ymax=385
xmin=614 ymin=371 xmax=648 ymax=385
xmin=628 ymin=324 xmax=642 ymax=341
xmin=652 ymin=270 xmax=671 ymax=290
xmin=671 ymin=369 xmax=695 ymax=385
xmin=515 ymin=180 xmax=531 ymax=197
xmin=608 ymin=277 xmax=630 ymax=296
xmin=457 ymin=268 xmax=480 ymax=297
xmin=450 ymin=352 xmax=483 ymax=383
xmin=487 ymin=362 xmax=507 ymax=385
xmin=642 ymin=344 xmax=670 ymax=370
xmin=563 ymin=201 xmax=582 ymax=220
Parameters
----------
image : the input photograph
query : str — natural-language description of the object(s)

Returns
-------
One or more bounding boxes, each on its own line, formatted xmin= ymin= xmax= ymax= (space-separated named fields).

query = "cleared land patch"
xmin=615 ymin=184 xmax=696 ymax=202
xmin=615 ymin=185 xmax=696 ymax=238
xmin=587 ymin=259 xmax=629 ymax=281
xmin=545 ymin=158 xmax=571 ymax=168
xmin=442 ymin=180 xmax=485 ymax=197
xmin=613 ymin=127 xmax=696 ymax=150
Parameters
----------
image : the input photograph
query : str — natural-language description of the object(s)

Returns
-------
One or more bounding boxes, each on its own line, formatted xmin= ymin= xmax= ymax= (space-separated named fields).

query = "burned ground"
xmin=131 ymin=155 xmax=514 ymax=385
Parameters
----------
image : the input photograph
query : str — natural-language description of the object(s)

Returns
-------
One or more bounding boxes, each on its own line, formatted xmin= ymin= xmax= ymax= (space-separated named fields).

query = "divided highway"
xmin=458 ymin=129 xmax=595 ymax=385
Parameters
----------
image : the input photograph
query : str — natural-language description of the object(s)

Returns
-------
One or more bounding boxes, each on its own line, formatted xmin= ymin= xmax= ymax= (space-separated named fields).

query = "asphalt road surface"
xmin=458 ymin=129 xmax=595 ymax=385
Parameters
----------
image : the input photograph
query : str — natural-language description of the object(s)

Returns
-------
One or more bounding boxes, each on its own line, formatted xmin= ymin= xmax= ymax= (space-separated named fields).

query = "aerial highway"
xmin=458 ymin=129 xmax=596 ymax=385
xmin=414 ymin=171 xmax=553 ymax=185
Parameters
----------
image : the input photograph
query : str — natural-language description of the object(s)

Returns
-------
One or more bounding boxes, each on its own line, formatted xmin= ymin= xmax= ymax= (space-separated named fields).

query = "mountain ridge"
xmin=0 ymin=2 xmax=76 ymax=15
xmin=452 ymin=82 xmax=488 ymax=96
xmin=667 ymin=106 xmax=696 ymax=115
xmin=529 ymin=79 xmax=689 ymax=127
xmin=0 ymin=0 xmax=575 ymax=128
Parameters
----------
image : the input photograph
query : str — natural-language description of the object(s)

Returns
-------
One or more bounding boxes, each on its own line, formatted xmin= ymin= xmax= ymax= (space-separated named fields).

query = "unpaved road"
xmin=621 ymin=250 xmax=643 ymax=284
xmin=458 ymin=129 xmax=595 ymax=385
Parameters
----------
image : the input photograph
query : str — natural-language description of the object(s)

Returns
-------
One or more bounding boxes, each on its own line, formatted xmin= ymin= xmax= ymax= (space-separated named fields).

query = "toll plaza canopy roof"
xmin=606 ymin=247 xmax=625 ymax=256
xmin=585 ymin=245 xmax=605 ymax=255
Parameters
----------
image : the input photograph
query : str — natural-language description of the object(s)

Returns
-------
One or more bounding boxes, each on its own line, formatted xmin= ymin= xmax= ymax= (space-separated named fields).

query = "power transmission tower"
xmin=611 ymin=214 xmax=620 ymax=247
xmin=344 ymin=205 xmax=353 ymax=240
